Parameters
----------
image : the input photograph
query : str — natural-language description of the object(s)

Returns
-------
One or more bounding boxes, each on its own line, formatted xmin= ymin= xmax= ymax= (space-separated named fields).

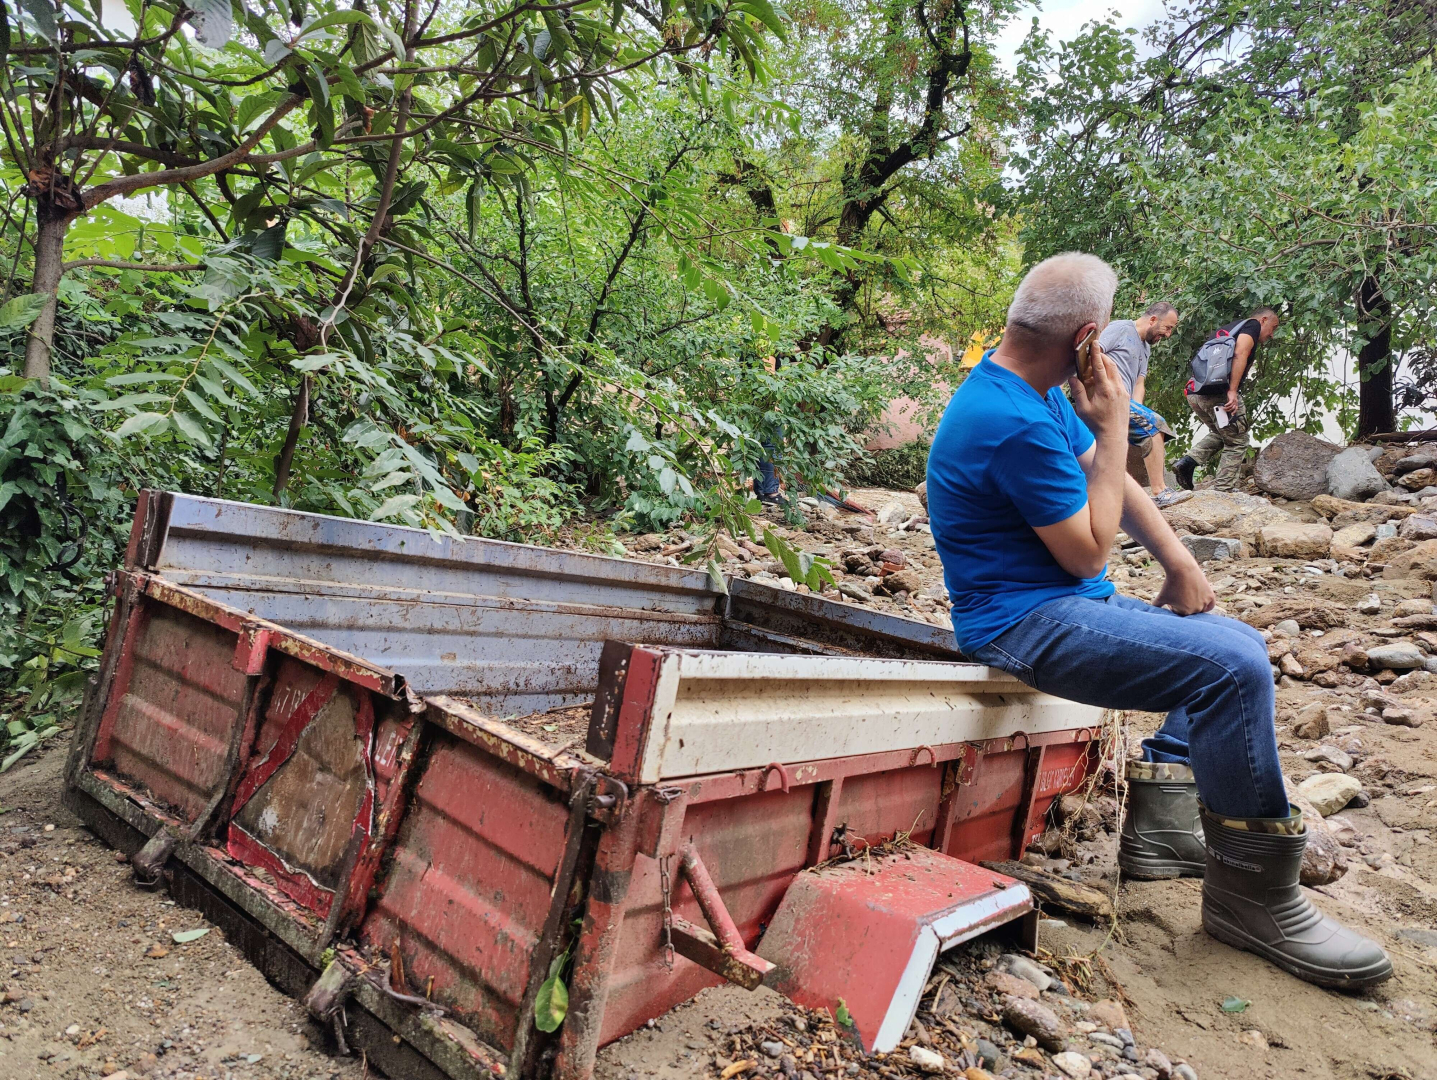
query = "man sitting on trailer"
xmin=925 ymin=252 xmax=1391 ymax=990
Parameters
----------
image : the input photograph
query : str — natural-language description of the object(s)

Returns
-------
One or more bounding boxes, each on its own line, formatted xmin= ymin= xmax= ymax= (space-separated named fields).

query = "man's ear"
xmin=1073 ymin=322 xmax=1098 ymax=349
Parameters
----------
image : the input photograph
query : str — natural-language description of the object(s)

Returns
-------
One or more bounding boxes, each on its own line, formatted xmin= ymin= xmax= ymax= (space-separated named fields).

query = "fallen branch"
xmin=978 ymin=860 xmax=1115 ymax=922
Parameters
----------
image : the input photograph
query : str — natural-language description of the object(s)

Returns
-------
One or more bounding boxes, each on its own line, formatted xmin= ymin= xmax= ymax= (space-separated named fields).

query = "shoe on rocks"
xmin=1118 ymin=761 xmax=1206 ymax=879
xmin=1153 ymin=488 xmax=1186 ymax=509
xmin=1201 ymin=805 xmax=1393 ymax=989
xmin=1173 ymin=455 xmax=1197 ymax=490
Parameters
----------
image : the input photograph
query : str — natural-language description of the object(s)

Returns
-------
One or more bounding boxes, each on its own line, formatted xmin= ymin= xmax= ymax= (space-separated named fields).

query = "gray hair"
xmin=1007 ymin=253 xmax=1119 ymax=341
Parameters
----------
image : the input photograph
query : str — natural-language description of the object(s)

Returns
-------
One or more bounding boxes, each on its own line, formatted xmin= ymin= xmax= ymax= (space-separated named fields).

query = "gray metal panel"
xmin=141 ymin=495 xmax=725 ymax=712
xmin=152 ymin=495 xmax=722 ymax=614
xmin=725 ymin=578 xmax=959 ymax=658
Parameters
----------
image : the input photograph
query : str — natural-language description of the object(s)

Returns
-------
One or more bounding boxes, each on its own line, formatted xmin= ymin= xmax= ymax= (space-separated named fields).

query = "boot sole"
xmin=1203 ymin=913 xmax=1394 ymax=989
xmin=1118 ymin=853 xmax=1205 ymax=880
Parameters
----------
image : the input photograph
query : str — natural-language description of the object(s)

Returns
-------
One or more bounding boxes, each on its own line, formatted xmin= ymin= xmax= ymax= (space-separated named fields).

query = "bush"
xmin=844 ymin=440 xmax=930 ymax=490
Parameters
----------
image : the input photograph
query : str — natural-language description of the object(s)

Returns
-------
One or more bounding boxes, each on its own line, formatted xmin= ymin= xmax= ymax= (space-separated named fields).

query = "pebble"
xmin=1383 ymin=707 xmax=1423 ymax=727
xmin=1174 ymin=1065 xmax=1199 ymax=1080
xmin=1357 ymin=593 xmax=1382 ymax=615
xmin=984 ymin=970 xmax=1039 ymax=1000
xmin=975 ymin=1038 xmax=1000 ymax=1069
xmin=1366 ymin=643 xmax=1426 ymax=671
xmin=1303 ymin=744 xmax=1354 ymax=772
xmin=1143 ymin=1047 xmax=1174 ymax=1077
xmin=1089 ymin=1032 xmax=1125 ymax=1049
xmin=1000 ymin=997 xmax=1067 ymax=1052
xmin=1051 ymin=1050 xmax=1093 ymax=1079
xmin=1274 ymin=619 xmax=1301 ymax=637
xmin=1087 ymin=999 xmax=1129 ymax=1031
xmin=1000 ymin=954 xmax=1052 ymax=992
xmin=908 ymin=1046 xmax=946 ymax=1073
xmin=760 ymin=1040 xmax=784 ymax=1058
xmin=1298 ymin=773 xmax=1362 ymax=815
xmin=1238 ymin=1029 xmax=1268 ymax=1051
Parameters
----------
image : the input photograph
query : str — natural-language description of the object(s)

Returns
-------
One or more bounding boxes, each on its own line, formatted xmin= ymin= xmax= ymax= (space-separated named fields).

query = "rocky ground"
xmin=4 ymin=436 xmax=1437 ymax=1080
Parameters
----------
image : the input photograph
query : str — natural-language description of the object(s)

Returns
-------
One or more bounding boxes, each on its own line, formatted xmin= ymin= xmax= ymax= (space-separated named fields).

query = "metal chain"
xmin=659 ymin=853 xmax=675 ymax=971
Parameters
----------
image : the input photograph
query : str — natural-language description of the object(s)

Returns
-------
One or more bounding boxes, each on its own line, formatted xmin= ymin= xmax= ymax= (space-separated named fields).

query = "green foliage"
xmin=844 ymin=441 xmax=930 ymax=490
xmin=1011 ymin=0 xmax=1437 ymax=440
xmin=0 ymin=0 xmax=1028 ymax=765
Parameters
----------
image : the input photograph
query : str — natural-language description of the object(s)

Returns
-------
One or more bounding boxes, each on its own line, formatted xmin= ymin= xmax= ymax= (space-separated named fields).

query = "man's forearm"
xmin=1121 ymin=475 xmax=1198 ymax=570
xmin=1087 ymin=434 xmax=1129 ymax=552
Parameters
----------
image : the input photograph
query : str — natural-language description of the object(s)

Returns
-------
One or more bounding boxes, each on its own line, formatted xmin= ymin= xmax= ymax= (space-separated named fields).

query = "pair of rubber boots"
xmin=1118 ymin=761 xmax=1392 ymax=989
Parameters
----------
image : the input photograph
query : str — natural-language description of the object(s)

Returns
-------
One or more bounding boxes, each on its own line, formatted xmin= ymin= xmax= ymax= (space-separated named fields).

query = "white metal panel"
xmin=636 ymin=651 xmax=1104 ymax=782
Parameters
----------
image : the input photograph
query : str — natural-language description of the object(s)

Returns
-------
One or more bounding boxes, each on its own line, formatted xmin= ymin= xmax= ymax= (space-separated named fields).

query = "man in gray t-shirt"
xmin=1098 ymin=302 xmax=1181 ymax=504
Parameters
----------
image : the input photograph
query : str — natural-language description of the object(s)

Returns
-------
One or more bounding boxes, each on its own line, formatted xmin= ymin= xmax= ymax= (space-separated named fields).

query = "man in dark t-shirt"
xmin=1173 ymin=307 xmax=1279 ymax=491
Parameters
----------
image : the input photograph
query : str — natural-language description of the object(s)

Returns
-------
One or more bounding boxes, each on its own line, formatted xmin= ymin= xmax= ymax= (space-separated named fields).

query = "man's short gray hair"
xmin=1006 ymin=252 xmax=1119 ymax=342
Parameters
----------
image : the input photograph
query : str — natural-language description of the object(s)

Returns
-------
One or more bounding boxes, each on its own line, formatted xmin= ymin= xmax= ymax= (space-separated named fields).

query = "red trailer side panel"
xmin=360 ymin=729 xmax=573 ymax=1052
xmin=94 ymin=600 xmax=248 ymax=822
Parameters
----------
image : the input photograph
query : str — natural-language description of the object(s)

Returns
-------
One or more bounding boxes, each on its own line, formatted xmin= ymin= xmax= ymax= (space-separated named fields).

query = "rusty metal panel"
xmin=93 ymin=599 xmax=248 ymax=822
xmin=125 ymin=493 xmax=726 ymax=713
xmin=228 ymin=657 xmax=377 ymax=916
xmin=359 ymin=729 xmax=573 ymax=1052
xmin=608 ymin=647 xmax=1104 ymax=784
xmin=594 ymin=788 xmax=811 ymax=1045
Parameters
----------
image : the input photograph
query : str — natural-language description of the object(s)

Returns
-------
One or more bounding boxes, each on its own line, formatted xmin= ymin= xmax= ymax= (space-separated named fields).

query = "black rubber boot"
xmin=1173 ymin=455 xmax=1198 ymax=490
xmin=1201 ymin=806 xmax=1393 ymax=989
xmin=1118 ymin=762 xmax=1205 ymax=879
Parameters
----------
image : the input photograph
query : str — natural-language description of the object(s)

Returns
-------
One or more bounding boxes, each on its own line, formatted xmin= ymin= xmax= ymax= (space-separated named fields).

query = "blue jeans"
xmin=971 ymin=593 xmax=1286 ymax=819
xmin=754 ymin=440 xmax=781 ymax=497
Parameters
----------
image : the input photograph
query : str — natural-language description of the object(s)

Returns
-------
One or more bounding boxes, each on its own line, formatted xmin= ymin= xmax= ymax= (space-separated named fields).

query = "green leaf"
xmin=171 ymin=928 xmax=211 ymax=944
xmin=0 ymin=293 xmax=48 ymax=330
xmin=835 ymin=999 xmax=854 ymax=1028
xmin=370 ymin=493 xmax=420 ymax=520
xmin=182 ymin=389 xmax=222 ymax=423
xmin=106 ymin=372 xmax=183 ymax=386
xmin=190 ymin=0 xmax=234 ymax=49
xmin=297 ymin=9 xmax=371 ymax=39
xmin=707 ymin=558 xmax=728 ymax=595
xmin=533 ymin=969 xmax=569 ymax=1032
xmin=207 ymin=355 xmax=259 ymax=397
xmin=171 ymin=412 xmax=215 ymax=448
xmin=114 ymin=412 xmax=169 ymax=438
xmin=18 ymin=0 xmax=56 ymax=42
xmin=1221 ymin=996 xmax=1251 ymax=1013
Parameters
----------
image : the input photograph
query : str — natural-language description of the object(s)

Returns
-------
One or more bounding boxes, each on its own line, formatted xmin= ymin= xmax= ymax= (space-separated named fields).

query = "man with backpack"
xmin=1172 ymin=307 xmax=1280 ymax=491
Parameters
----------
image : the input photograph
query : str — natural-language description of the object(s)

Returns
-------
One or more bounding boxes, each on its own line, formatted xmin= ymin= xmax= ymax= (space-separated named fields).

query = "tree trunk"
xmin=1356 ymin=275 xmax=1395 ymax=439
xmin=271 ymin=375 xmax=310 ymax=497
xmin=22 ymin=208 xmax=73 ymax=386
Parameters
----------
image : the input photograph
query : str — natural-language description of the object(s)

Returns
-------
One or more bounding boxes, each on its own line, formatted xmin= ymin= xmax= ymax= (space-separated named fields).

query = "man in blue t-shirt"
xmin=926 ymin=252 xmax=1389 ymax=990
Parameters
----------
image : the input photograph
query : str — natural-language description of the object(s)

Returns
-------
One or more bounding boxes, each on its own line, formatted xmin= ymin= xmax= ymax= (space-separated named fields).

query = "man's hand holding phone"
xmin=1070 ymin=331 xmax=1128 ymax=445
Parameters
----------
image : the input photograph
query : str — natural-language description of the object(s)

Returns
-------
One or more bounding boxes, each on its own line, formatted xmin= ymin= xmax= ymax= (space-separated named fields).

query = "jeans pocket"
xmin=971 ymin=643 xmax=1037 ymax=687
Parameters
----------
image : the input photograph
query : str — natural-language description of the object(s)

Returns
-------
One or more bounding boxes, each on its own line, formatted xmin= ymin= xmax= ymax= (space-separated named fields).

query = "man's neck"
xmin=987 ymin=341 xmax=1069 ymax=397
xmin=1135 ymin=314 xmax=1154 ymax=342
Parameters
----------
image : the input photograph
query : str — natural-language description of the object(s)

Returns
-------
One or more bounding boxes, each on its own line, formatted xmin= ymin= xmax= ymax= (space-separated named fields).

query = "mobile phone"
xmin=1075 ymin=329 xmax=1097 ymax=381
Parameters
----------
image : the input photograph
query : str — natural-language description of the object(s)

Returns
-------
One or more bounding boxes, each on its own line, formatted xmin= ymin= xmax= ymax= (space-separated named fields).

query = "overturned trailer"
xmin=64 ymin=492 xmax=1106 ymax=1080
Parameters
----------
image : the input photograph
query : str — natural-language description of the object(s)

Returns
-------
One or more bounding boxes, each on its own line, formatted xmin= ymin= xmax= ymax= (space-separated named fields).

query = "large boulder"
xmin=1383 ymin=539 xmax=1437 ymax=580
xmin=1256 ymin=522 xmax=1332 ymax=559
xmin=1326 ymin=446 xmax=1390 ymax=502
xmin=1253 ymin=431 xmax=1343 ymax=500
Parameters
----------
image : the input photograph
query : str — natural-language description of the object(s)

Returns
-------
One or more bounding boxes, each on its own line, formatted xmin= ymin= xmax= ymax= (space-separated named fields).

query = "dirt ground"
xmin=5 ymin=484 xmax=1437 ymax=1080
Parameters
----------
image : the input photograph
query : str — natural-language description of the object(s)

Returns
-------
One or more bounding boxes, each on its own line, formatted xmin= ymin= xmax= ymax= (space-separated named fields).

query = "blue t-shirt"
xmin=927 ymin=356 xmax=1114 ymax=653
